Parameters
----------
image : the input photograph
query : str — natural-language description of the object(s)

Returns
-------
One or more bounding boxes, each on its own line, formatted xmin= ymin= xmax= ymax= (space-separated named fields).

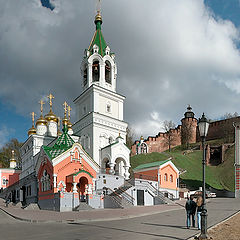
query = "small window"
xmin=83 ymin=67 xmax=87 ymax=86
xmin=106 ymin=102 xmax=111 ymax=113
xmin=109 ymin=137 xmax=113 ymax=144
xmin=164 ymin=173 xmax=168 ymax=181
xmin=170 ymin=175 xmax=173 ymax=182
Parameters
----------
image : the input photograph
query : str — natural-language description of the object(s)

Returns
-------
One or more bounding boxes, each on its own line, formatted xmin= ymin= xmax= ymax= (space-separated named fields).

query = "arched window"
xmin=105 ymin=61 xmax=111 ymax=84
xmin=109 ymin=136 xmax=113 ymax=144
xmin=92 ymin=61 xmax=99 ymax=82
xmin=140 ymin=143 xmax=147 ymax=154
xmin=83 ymin=66 xmax=87 ymax=86
xmin=164 ymin=173 xmax=168 ymax=181
xmin=170 ymin=174 xmax=173 ymax=182
xmin=41 ymin=170 xmax=51 ymax=192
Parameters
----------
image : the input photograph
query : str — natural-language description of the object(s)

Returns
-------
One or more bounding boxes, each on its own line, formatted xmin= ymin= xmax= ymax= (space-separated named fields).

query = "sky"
xmin=1 ymin=0 xmax=240 ymax=146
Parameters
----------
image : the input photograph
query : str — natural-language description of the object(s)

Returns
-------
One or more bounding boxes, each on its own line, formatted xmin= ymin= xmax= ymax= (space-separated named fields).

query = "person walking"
xmin=190 ymin=195 xmax=197 ymax=227
xmin=185 ymin=195 xmax=197 ymax=228
xmin=196 ymin=196 xmax=203 ymax=230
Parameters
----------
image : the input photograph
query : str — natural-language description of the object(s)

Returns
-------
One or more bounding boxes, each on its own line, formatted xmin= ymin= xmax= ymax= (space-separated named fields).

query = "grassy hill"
xmin=130 ymin=144 xmax=235 ymax=191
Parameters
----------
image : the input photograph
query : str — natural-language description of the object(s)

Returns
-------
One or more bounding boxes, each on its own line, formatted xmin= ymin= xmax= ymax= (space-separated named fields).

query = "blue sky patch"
xmin=40 ymin=0 xmax=55 ymax=11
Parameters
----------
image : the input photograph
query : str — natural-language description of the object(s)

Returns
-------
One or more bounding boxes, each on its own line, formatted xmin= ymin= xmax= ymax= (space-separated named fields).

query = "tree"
xmin=181 ymin=121 xmax=193 ymax=149
xmin=0 ymin=138 xmax=23 ymax=168
xmin=163 ymin=120 xmax=176 ymax=152
xmin=220 ymin=112 xmax=238 ymax=120
xmin=126 ymin=127 xmax=135 ymax=149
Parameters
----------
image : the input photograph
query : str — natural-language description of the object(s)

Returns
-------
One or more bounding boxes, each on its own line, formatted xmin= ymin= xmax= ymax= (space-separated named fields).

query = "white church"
xmin=1 ymin=11 xmax=179 ymax=211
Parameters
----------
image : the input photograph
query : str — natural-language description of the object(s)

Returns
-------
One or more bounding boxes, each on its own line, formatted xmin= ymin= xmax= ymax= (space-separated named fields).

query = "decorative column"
xmin=53 ymin=174 xmax=57 ymax=188
xmin=234 ymin=122 xmax=240 ymax=198
xmin=72 ymin=182 xmax=78 ymax=193
xmin=124 ymin=165 xmax=130 ymax=180
xmin=109 ymin=162 xmax=115 ymax=175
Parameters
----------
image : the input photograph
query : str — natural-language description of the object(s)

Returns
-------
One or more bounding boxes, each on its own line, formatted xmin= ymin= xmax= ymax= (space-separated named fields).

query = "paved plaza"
xmin=0 ymin=198 xmax=239 ymax=240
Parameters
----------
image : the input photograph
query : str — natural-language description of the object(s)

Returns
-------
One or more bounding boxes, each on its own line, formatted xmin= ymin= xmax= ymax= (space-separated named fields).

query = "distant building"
xmin=131 ymin=105 xmax=197 ymax=155
xmin=133 ymin=159 xmax=180 ymax=199
xmin=0 ymin=151 xmax=21 ymax=200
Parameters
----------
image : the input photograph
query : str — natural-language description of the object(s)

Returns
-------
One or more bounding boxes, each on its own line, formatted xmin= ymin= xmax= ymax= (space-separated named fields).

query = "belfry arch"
xmin=105 ymin=60 xmax=111 ymax=84
xmin=92 ymin=60 xmax=100 ymax=82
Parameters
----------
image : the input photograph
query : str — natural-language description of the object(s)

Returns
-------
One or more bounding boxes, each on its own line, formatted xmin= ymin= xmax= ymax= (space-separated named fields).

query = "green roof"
xmin=88 ymin=15 xmax=109 ymax=57
xmin=133 ymin=159 xmax=170 ymax=171
xmin=43 ymin=126 xmax=75 ymax=160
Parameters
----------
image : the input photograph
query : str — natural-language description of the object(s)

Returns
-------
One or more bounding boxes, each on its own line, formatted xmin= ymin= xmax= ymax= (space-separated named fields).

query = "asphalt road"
xmin=0 ymin=198 xmax=239 ymax=240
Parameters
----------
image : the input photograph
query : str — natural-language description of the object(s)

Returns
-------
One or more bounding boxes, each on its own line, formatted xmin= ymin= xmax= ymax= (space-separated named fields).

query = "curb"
xmin=0 ymin=207 xmax=32 ymax=222
xmin=0 ymin=204 xmax=183 ymax=224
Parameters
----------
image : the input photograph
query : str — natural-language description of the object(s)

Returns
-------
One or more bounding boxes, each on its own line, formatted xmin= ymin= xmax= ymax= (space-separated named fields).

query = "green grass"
xmin=130 ymin=144 xmax=235 ymax=191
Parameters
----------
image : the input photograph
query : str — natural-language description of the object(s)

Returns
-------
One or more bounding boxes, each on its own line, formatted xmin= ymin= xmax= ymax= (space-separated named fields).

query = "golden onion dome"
xmin=36 ymin=115 xmax=47 ymax=126
xmin=28 ymin=126 xmax=37 ymax=136
xmin=95 ymin=12 xmax=102 ymax=24
xmin=44 ymin=110 xmax=58 ymax=123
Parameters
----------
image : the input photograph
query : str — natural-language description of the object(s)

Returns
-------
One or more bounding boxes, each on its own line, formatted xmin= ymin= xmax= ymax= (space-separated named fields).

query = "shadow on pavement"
xmin=142 ymin=222 xmax=188 ymax=230
xmin=68 ymin=222 xmax=184 ymax=240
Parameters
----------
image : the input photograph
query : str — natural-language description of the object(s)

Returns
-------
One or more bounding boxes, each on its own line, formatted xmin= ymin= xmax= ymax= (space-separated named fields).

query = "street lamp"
xmin=198 ymin=113 xmax=209 ymax=240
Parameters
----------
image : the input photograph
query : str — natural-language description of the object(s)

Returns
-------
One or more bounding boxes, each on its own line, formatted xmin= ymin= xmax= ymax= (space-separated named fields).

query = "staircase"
xmin=73 ymin=202 xmax=94 ymax=211
xmin=103 ymin=182 xmax=135 ymax=208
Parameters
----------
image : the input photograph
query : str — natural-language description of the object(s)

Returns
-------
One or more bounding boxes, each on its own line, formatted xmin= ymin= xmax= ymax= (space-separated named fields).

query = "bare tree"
xmin=163 ymin=120 xmax=176 ymax=152
xmin=220 ymin=112 xmax=238 ymax=120
xmin=126 ymin=126 xmax=136 ymax=149
xmin=181 ymin=121 xmax=193 ymax=149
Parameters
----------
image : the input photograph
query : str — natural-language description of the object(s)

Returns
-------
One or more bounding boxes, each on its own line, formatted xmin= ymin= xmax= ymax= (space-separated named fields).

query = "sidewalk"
xmin=0 ymin=198 xmax=185 ymax=223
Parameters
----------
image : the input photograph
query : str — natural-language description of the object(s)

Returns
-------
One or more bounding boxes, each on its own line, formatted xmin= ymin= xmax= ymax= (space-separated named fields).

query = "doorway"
xmin=137 ymin=190 xmax=144 ymax=205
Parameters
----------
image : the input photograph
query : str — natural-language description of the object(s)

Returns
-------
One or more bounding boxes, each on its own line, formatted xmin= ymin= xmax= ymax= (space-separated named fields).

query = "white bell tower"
xmin=72 ymin=11 xmax=128 ymax=167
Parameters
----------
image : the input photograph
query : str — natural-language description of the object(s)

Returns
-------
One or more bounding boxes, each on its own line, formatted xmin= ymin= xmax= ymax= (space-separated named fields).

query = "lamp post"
xmin=198 ymin=113 xmax=209 ymax=240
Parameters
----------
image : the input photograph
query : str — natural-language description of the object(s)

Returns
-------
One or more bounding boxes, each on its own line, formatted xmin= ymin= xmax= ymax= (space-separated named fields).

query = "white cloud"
xmin=0 ymin=126 xmax=13 ymax=148
xmin=0 ymin=0 xmax=240 ymax=140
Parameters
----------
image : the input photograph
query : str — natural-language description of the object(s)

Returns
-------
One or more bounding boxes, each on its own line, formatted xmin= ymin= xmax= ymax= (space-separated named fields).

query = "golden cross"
xmin=68 ymin=105 xmax=72 ymax=120
xmin=58 ymin=117 xmax=61 ymax=128
xmin=31 ymin=112 xmax=36 ymax=125
xmin=47 ymin=93 xmax=54 ymax=108
xmin=63 ymin=101 xmax=68 ymax=117
xmin=96 ymin=0 xmax=101 ymax=14
xmin=39 ymin=100 xmax=45 ymax=115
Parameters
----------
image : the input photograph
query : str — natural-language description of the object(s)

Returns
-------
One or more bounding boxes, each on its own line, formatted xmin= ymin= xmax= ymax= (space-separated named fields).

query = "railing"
xmin=103 ymin=187 xmax=123 ymax=208
xmin=115 ymin=186 xmax=135 ymax=204
xmin=103 ymin=187 xmax=134 ymax=207
xmin=134 ymin=173 xmax=158 ymax=181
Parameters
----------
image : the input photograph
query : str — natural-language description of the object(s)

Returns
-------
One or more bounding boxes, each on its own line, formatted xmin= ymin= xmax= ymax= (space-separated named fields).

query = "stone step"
xmin=74 ymin=202 xmax=94 ymax=211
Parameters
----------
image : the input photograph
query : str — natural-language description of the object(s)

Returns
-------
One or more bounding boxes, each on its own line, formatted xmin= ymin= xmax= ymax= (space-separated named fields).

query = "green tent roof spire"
xmin=43 ymin=128 xmax=75 ymax=160
xmin=88 ymin=12 xmax=108 ymax=57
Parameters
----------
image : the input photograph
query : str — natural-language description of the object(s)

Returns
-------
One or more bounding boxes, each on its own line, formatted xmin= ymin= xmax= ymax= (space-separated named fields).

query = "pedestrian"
xmin=190 ymin=195 xmax=197 ymax=227
xmin=187 ymin=190 xmax=190 ymax=199
xmin=185 ymin=195 xmax=196 ymax=229
xmin=196 ymin=196 xmax=203 ymax=230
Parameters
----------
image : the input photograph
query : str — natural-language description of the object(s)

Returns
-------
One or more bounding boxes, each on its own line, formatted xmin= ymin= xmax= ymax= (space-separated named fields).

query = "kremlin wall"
xmin=131 ymin=106 xmax=237 ymax=160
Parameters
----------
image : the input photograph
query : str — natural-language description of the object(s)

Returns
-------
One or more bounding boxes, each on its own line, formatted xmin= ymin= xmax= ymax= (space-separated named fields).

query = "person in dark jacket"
xmin=185 ymin=195 xmax=197 ymax=228
xmin=196 ymin=196 xmax=203 ymax=230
